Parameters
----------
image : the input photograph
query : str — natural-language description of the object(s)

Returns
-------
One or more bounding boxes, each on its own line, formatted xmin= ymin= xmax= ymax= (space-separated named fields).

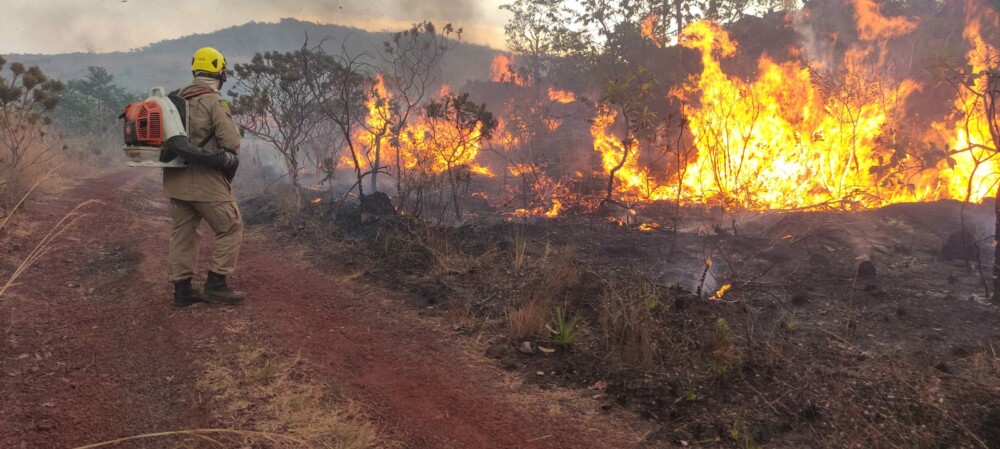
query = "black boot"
xmin=203 ymin=271 xmax=246 ymax=305
xmin=172 ymin=278 xmax=203 ymax=308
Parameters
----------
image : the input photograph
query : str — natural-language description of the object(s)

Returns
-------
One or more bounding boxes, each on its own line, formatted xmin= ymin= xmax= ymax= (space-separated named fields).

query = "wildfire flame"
xmin=640 ymin=13 xmax=665 ymax=47
xmin=930 ymin=1 xmax=1000 ymax=204
xmin=592 ymin=4 xmax=1000 ymax=211
xmin=710 ymin=283 xmax=732 ymax=301
xmin=548 ymin=86 xmax=576 ymax=104
xmin=491 ymin=54 xmax=524 ymax=86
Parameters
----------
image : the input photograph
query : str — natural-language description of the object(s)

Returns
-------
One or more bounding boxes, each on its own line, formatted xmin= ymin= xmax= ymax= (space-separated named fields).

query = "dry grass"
xmin=507 ymin=299 xmax=550 ymax=340
xmin=596 ymin=273 xmax=665 ymax=367
xmin=511 ymin=225 xmax=529 ymax=273
xmin=1 ymin=198 xmax=100 ymax=301
xmin=507 ymin=244 xmax=580 ymax=340
xmin=527 ymin=245 xmax=580 ymax=303
xmin=195 ymin=342 xmax=388 ymax=449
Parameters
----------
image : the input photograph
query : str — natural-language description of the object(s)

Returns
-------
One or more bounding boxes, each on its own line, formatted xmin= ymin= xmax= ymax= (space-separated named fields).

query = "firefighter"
xmin=165 ymin=46 xmax=246 ymax=308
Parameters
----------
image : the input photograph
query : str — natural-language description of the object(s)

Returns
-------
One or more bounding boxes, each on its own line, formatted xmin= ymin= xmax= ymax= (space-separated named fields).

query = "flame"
xmin=591 ymin=105 xmax=670 ymax=201
xmin=548 ymin=86 xmax=576 ymax=104
xmin=673 ymin=20 xmax=911 ymax=209
xmin=470 ymin=165 xmax=495 ymax=177
xmin=927 ymin=2 xmax=1000 ymax=203
xmin=640 ymin=13 xmax=664 ymax=47
xmin=506 ymin=163 xmax=570 ymax=218
xmin=392 ymin=84 xmax=492 ymax=179
xmin=853 ymin=0 xmax=917 ymax=42
xmin=491 ymin=54 xmax=525 ymax=86
xmin=311 ymin=197 xmax=322 ymax=204
xmin=343 ymin=73 xmax=395 ymax=172
xmin=587 ymin=4 xmax=1000 ymax=211
xmin=710 ymin=283 xmax=732 ymax=300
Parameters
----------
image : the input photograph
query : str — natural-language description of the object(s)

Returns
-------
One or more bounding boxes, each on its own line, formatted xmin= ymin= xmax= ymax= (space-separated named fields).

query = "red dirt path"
xmin=0 ymin=170 xmax=642 ymax=449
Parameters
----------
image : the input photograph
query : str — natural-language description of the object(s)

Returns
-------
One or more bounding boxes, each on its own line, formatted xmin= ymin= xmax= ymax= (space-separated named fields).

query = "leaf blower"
xmin=120 ymin=87 xmax=238 ymax=171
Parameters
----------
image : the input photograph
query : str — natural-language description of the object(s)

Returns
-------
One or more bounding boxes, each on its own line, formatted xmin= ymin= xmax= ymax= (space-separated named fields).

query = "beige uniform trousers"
xmin=168 ymin=198 xmax=244 ymax=283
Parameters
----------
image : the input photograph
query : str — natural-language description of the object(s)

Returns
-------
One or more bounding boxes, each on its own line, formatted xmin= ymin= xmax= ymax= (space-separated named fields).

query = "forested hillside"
xmin=9 ymin=18 xmax=499 ymax=94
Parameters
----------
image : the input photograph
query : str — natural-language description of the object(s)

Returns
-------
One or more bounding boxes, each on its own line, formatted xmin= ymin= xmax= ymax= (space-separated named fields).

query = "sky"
xmin=1 ymin=0 xmax=512 ymax=54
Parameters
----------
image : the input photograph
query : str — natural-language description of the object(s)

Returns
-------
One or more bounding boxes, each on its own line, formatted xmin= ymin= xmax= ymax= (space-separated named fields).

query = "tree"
xmin=382 ymin=22 xmax=461 ymax=200
xmin=500 ymin=0 xmax=594 ymax=85
xmin=54 ymin=66 xmax=139 ymax=153
xmin=230 ymin=50 xmax=327 ymax=211
xmin=424 ymin=92 xmax=498 ymax=220
xmin=596 ymin=65 xmax=658 ymax=205
xmin=0 ymin=56 xmax=63 ymax=203
xmin=301 ymin=41 xmax=373 ymax=198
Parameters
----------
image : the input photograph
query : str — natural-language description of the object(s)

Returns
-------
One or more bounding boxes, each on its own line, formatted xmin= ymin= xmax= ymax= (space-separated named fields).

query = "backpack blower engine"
xmin=120 ymin=87 xmax=238 ymax=171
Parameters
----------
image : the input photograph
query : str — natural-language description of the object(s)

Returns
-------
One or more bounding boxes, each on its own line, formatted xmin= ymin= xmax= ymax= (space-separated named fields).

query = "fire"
xmin=588 ymin=3 xmax=1000 ymax=210
xmin=350 ymin=73 xmax=394 ymax=173
xmin=591 ymin=105 xmax=671 ymax=201
xmin=491 ymin=54 xmax=524 ymax=86
xmin=506 ymin=163 xmax=569 ymax=218
xmin=548 ymin=87 xmax=576 ymax=104
xmin=928 ymin=2 xmax=1000 ymax=203
xmin=393 ymin=84 xmax=491 ymax=178
xmin=710 ymin=283 xmax=732 ymax=301
xmin=470 ymin=165 xmax=495 ymax=177
xmin=672 ymin=19 xmax=920 ymax=209
xmin=640 ymin=13 xmax=664 ymax=47
xmin=639 ymin=223 xmax=660 ymax=232
xmin=348 ymin=78 xmax=493 ymax=185
xmin=311 ymin=197 xmax=322 ymax=204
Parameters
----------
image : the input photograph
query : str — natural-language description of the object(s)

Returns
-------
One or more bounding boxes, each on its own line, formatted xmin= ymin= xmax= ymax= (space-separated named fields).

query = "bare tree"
xmin=301 ymin=40 xmax=374 ymax=198
xmin=381 ymin=22 xmax=461 ymax=202
xmin=230 ymin=50 xmax=326 ymax=211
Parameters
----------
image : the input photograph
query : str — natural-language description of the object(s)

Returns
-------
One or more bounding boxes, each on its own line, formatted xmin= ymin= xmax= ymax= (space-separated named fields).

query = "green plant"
xmin=784 ymin=308 xmax=797 ymax=332
xmin=547 ymin=307 xmax=581 ymax=347
xmin=729 ymin=415 xmax=763 ymax=449
xmin=639 ymin=278 xmax=660 ymax=311
xmin=707 ymin=317 xmax=739 ymax=380
xmin=685 ymin=372 xmax=697 ymax=401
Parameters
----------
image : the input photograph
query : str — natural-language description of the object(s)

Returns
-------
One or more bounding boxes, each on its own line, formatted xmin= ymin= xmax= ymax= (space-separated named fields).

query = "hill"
xmin=8 ymin=18 xmax=500 ymax=95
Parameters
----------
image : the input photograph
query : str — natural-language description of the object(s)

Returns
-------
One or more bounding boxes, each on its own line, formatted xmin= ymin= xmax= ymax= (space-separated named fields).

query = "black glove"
xmin=201 ymin=149 xmax=239 ymax=172
xmin=165 ymin=135 xmax=239 ymax=173
xmin=222 ymin=155 xmax=239 ymax=181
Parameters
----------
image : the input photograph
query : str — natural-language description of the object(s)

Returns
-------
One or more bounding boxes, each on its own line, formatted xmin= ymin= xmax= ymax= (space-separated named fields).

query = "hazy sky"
xmin=2 ymin=0 xmax=511 ymax=54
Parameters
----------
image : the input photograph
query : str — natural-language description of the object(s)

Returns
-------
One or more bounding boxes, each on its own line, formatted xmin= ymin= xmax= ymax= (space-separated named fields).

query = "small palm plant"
xmin=547 ymin=307 xmax=581 ymax=348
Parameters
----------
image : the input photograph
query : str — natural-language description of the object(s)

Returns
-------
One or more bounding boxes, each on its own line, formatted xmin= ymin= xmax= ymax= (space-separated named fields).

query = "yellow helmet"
xmin=191 ymin=47 xmax=227 ymax=76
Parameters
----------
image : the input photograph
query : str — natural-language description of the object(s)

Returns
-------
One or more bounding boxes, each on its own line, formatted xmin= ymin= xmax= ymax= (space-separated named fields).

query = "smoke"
xmin=788 ymin=9 xmax=836 ymax=70
xmin=1 ymin=0 xmax=507 ymax=54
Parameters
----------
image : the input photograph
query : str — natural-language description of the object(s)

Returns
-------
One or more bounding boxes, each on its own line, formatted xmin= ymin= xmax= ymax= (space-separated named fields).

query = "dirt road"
xmin=0 ymin=170 xmax=642 ymax=449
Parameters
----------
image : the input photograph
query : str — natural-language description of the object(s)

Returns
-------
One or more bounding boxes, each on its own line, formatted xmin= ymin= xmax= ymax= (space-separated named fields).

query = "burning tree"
xmin=422 ymin=92 xmax=498 ymax=221
xmin=381 ymin=22 xmax=462 ymax=201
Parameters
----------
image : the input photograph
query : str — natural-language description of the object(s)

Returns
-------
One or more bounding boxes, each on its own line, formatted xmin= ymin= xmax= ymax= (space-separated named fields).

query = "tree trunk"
xmin=994 ymin=185 xmax=1000 ymax=305
xmin=370 ymin=140 xmax=381 ymax=194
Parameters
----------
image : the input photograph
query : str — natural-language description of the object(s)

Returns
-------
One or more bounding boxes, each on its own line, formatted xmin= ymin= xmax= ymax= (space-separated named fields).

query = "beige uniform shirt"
xmin=162 ymin=78 xmax=242 ymax=202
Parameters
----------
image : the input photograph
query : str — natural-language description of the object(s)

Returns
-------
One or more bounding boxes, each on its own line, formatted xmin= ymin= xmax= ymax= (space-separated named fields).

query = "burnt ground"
xmin=0 ymin=170 xmax=643 ymax=449
xmin=265 ymin=188 xmax=1000 ymax=448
